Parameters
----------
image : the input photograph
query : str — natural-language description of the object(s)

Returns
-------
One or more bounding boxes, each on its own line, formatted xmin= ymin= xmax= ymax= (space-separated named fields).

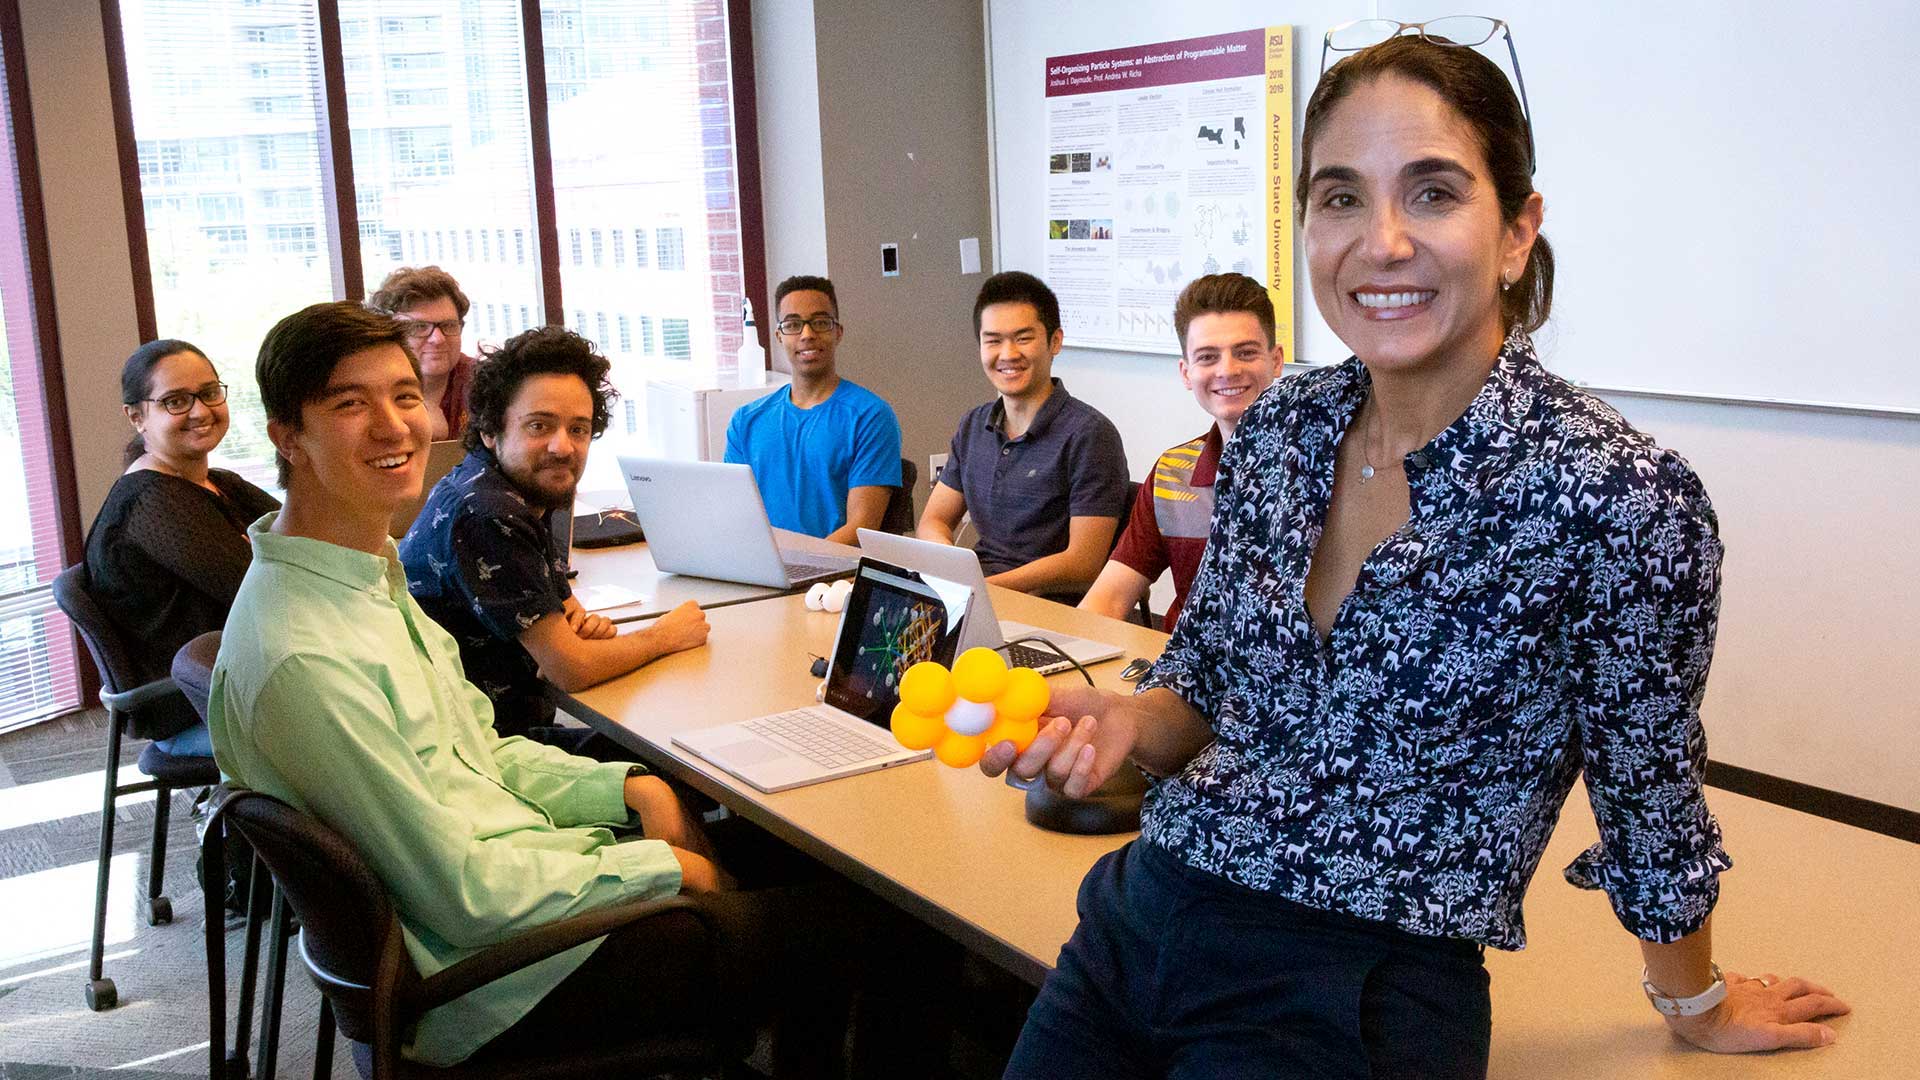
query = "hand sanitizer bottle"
xmin=737 ymin=299 xmax=767 ymax=388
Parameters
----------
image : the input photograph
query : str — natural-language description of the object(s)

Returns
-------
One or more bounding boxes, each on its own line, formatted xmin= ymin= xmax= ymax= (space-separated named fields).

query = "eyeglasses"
xmin=1320 ymin=15 xmax=1536 ymax=175
xmin=144 ymin=383 xmax=228 ymax=415
xmin=398 ymin=317 xmax=464 ymax=341
xmin=774 ymin=315 xmax=840 ymax=336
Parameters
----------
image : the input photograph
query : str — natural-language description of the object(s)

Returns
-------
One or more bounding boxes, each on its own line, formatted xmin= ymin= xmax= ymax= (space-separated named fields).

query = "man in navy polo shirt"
xmin=400 ymin=326 xmax=710 ymax=740
xmin=917 ymin=271 xmax=1128 ymax=596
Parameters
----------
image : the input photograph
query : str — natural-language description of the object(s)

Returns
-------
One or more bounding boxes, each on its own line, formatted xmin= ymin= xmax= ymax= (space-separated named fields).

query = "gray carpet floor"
xmin=0 ymin=708 xmax=350 ymax=1078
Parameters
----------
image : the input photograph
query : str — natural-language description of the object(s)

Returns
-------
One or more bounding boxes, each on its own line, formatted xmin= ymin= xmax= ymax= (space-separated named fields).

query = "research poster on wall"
xmin=1043 ymin=27 xmax=1293 ymax=358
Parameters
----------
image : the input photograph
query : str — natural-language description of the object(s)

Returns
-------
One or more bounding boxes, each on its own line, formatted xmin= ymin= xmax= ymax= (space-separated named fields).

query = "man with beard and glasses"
xmin=401 ymin=326 xmax=709 ymax=742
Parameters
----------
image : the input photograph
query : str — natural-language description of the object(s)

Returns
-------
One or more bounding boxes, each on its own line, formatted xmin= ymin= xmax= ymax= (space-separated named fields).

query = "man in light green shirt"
xmin=209 ymin=302 xmax=730 ymax=1065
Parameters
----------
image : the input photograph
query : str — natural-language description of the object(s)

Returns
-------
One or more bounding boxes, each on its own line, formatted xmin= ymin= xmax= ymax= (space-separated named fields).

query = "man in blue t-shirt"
xmin=724 ymin=275 xmax=902 ymax=542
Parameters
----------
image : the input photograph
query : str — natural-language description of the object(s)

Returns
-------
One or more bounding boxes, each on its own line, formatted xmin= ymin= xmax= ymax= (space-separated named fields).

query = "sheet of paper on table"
xmin=574 ymin=584 xmax=647 ymax=613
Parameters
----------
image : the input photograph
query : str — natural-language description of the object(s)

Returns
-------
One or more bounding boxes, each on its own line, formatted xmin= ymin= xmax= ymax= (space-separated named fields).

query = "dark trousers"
xmin=481 ymin=822 xmax=956 ymax=1078
xmin=1006 ymin=841 xmax=1491 ymax=1080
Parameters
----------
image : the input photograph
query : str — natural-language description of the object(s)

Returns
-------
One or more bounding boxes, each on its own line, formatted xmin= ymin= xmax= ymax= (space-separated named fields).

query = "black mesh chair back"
xmin=53 ymin=564 xmax=179 ymax=740
xmin=881 ymin=457 xmax=919 ymax=534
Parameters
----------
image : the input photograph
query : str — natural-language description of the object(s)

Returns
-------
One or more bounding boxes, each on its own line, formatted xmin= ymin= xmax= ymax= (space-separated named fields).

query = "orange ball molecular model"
xmin=890 ymin=647 xmax=1050 ymax=767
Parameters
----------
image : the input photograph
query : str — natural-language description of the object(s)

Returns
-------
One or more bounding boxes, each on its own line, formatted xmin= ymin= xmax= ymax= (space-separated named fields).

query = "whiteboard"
xmin=989 ymin=0 xmax=1920 ymax=414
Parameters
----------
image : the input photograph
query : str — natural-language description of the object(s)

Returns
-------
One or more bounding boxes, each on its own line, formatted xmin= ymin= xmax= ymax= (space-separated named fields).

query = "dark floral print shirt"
xmin=1138 ymin=329 xmax=1731 ymax=950
xmin=399 ymin=448 xmax=571 ymax=738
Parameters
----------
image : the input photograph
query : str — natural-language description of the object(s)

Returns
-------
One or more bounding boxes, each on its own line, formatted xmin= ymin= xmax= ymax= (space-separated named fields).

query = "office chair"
xmin=880 ymin=457 xmax=919 ymax=533
xmin=204 ymin=789 xmax=750 ymax=1078
xmin=177 ymin=631 xmax=288 ymax=1080
xmin=51 ymin=563 xmax=222 ymax=1012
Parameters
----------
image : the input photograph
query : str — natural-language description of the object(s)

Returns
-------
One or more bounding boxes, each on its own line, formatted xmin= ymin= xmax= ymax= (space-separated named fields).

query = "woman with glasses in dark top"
xmin=83 ymin=339 xmax=279 ymax=756
xmin=986 ymin=24 xmax=1848 ymax=1079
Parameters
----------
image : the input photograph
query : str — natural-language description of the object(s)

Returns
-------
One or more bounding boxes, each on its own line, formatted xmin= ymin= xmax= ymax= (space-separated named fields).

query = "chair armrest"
xmin=409 ymin=894 xmax=715 ymax=1012
xmin=100 ymin=676 xmax=181 ymax=715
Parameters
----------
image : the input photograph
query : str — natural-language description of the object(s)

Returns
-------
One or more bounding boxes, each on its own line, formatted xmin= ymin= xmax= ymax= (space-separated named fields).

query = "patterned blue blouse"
xmin=1138 ymin=330 xmax=1731 ymax=950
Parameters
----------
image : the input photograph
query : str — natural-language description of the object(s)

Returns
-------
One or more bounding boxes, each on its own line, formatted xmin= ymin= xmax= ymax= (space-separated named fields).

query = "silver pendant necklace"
xmin=1357 ymin=397 xmax=1412 ymax=483
xmin=1359 ymin=399 xmax=1382 ymax=481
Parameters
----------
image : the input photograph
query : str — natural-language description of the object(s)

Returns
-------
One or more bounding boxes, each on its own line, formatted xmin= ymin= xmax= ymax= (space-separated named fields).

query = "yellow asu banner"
xmin=1265 ymin=26 xmax=1294 ymax=363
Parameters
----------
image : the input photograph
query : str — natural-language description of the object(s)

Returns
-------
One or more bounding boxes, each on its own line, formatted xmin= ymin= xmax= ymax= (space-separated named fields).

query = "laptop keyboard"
xmin=742 ymin=708 xmax=901 ymax=769
xmin=783 ymin=559 xmax=847 ymax=582
xmin=1005 ymin=642 xmax=1072 ymax=676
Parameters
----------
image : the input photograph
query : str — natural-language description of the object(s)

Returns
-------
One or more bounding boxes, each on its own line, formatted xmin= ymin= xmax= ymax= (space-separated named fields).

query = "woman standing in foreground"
xmin=986 ymin=27 xmax=1850 ymax=1079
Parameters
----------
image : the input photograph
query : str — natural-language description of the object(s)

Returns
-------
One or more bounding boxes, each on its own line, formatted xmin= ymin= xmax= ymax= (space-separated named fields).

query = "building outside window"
xmin=654 ymin=225 xmax=685 ymax=270
xmin=661 ymin=317 xmax=692 ymax=360
xmin=112 ymin=0 xmax=754 ymax=493
xmin=119 ymin=0 xmax=332 ymax=482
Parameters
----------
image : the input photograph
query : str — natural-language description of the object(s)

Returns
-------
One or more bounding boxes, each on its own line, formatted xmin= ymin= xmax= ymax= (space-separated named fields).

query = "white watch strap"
xmin=1642 ymin=962 xmax=1727 ymax=1017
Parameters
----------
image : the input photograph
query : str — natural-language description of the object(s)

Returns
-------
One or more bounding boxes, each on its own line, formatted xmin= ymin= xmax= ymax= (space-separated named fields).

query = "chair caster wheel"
xmin=146 ymin=895 xmax=173 ymax=925
xmin=85 ymin=977 xmax=118 ymax=1011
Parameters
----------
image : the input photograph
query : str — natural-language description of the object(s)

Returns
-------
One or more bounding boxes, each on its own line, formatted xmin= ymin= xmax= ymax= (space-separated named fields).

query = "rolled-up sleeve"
xmin=1562 ymin=452 xmax=1732 ymax=942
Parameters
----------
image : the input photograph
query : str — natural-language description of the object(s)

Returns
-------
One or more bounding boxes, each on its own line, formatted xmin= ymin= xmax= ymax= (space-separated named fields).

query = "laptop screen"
xmin=824 ymin=559 xmax=967 ymax=725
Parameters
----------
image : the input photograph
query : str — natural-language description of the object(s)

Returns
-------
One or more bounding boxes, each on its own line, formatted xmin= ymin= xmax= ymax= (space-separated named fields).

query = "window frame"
xmin=1 ymin=0 xmax=91 ymax=712
xmin=46 ymin=0 xmax=769 ymax=720
xmin=103 ymin=0 xmax=768 ymax=358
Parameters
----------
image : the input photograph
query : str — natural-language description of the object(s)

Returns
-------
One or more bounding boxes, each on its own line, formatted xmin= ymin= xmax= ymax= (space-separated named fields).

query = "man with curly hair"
xmin=400 ymin=326 xmax=709 ymax=741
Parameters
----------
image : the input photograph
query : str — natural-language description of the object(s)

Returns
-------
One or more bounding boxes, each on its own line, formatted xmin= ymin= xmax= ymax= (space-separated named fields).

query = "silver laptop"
xmin=389 ymin=440 xmax=469 ymax=538
xmin=672 ymin=559 xmax=969 ymax=792
xmin=856 ymin=529 xmax=1126 ymax=675
xmin=616 ymin=456 xmax=857 ymax=589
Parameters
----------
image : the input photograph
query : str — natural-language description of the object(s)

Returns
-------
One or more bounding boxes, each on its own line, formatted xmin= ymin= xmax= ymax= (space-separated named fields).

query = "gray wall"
xmin=20 ymin=0 xmax=145 ymax=525
xmin=758 ymin=0 xmax=995 ymax=503
xmin=750 ymin=0 xmax=828 ymax=342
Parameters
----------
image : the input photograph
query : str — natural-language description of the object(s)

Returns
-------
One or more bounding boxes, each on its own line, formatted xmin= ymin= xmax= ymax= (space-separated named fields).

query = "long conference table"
xmin=559 ymin=538 xmax=1919 ymax=1079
